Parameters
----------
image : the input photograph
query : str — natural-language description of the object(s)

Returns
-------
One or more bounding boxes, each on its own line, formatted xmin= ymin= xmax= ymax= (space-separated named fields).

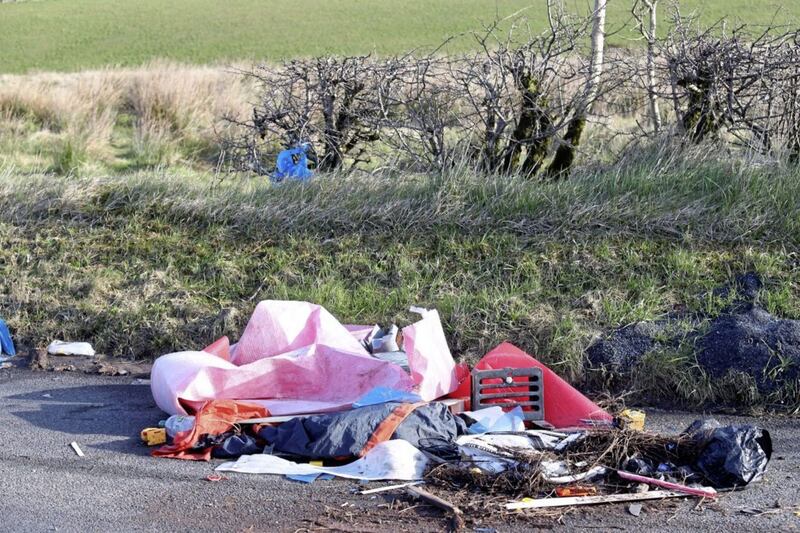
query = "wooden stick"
xmin=359 ymin=481 xmax=423 ymax=495
xmin=237 ymin=413 xmax=323 ymax=425
xmin=407 ymin=485 xmax=465 ymax=531
xmin=616 ymin=470 xmax=718 ymax=499
xmin=506 ymin=490 xmax=686 ymax=510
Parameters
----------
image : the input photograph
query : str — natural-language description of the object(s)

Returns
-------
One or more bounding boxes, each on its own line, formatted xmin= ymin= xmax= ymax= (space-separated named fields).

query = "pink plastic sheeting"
xmin=403 ymin=309 xmax=458 ymax=401
xmin=151 ymin=301 xmax=459 ymax=416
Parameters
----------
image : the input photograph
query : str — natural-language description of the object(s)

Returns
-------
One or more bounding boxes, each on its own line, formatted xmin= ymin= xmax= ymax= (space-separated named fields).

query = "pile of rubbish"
xmin=422 ymin=419 xmax=770 ymax=518
xmin=140 ymin=300 xmax=772 ymax=525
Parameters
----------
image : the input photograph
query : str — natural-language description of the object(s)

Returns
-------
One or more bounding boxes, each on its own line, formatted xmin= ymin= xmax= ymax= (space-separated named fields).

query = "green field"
xmin=0 ymin=0 xmax=796 ymax=73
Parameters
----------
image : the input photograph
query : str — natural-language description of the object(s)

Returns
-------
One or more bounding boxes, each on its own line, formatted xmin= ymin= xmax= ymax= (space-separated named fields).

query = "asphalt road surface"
xmin=1 ymin=365 xmax=797 ymax=532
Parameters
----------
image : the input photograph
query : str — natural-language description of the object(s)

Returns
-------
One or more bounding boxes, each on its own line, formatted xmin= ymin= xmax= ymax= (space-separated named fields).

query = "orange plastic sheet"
xmin=152 ymin=400 xmax=268 ymax=461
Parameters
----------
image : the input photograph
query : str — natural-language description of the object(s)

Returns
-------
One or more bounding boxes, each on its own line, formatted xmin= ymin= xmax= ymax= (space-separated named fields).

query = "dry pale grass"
xmin=126 ymin=60 xmax=249 ymax=131
xmin=0 ymin=61 xmax=254 ymax=171
xmin=124 ymin=61 xmax=253 ymax=162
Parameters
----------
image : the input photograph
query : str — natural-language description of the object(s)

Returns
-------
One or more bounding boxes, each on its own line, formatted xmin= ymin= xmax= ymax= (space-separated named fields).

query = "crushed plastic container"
xmin=164 ymin=415 xmax=196 ymax=439
xmin=620 ymin=409 xmax=646 ymax=431
xmin=140 ymin=427 xmax=167 ymax=446
xmin=370 ymin=325 xmax=400 ymax=353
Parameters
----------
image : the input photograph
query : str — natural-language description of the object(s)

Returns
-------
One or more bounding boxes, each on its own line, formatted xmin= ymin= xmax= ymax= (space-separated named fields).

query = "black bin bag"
xmin=683 ymin=419 xmax=773 ymax=489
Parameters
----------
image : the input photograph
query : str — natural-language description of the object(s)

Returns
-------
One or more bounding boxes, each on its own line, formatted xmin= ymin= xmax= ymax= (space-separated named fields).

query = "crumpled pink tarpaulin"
xmin=151 ymin=301 xmax=458 ymax=416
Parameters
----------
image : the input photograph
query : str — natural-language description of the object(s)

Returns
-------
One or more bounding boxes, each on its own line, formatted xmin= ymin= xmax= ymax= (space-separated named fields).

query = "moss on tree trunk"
xmin=547 ymin=115 xmax=585 ymax=178
xmin=500 ymin=75 xmax=554 ymax=177
xmin=679 ymin=74 xmax=721 ymax=143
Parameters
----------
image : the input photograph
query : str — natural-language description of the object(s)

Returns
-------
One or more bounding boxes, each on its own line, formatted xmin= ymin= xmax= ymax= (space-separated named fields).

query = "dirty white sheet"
xmin=455 ymin=431 xmax=584 ymax=476
xmin=457 ymin=432 xmax=562 ymax=452
xmin=215 ymin=439 xmax=429 ymax=481
xmin=456 ymin=431 xmax=555 ymax=474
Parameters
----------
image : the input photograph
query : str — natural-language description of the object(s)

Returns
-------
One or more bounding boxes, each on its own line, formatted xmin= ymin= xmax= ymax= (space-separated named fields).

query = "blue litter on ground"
xmin=286 ymin=473 xmax=335 ymax=484
xmin=273 ymin=145 xmax=313 ymax=182
xmin=0 ymin=318 xmax=16 ymax=359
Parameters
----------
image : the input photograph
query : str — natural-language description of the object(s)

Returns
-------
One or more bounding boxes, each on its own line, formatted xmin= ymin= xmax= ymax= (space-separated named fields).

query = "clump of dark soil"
xmin=587 ymin=272 xmax=800 ymax=395
xmin=587 ymin=321 xmax=667 ymax=371
xmin=699 ymin=306 xmax=800 ymax=389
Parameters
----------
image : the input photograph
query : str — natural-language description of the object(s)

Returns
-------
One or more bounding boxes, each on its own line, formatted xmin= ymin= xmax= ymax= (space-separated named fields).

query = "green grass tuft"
xmin=50 ymin=138 xmax=87 ymax=176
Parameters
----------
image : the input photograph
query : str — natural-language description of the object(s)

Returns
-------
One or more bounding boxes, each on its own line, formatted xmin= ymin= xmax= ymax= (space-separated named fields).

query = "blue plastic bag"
xmin=0 ymin=318 xmax=16 ymax=358
xmin=352 ymin=386 xmax=422 ymax=408
xmin=273 ymin=144 xmax=313 ymax=182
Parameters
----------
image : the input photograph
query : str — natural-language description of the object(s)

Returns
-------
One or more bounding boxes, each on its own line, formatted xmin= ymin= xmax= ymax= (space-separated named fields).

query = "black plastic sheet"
xmin=259 ymin=402 xmax=466 ymax=459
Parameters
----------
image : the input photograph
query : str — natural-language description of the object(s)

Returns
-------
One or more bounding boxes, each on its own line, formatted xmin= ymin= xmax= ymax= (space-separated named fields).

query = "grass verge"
xmin=0 ymin=148 xmax=798 ymax=410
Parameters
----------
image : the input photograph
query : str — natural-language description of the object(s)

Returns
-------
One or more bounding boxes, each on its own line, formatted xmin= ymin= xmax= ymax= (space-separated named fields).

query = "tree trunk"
xmin=586 ymin=0 xmax=608 ymax=108
xmin=644 ymin=0 xmax=662 ymax=133
xmin=547 ymin=0 xmax=607 ymax=177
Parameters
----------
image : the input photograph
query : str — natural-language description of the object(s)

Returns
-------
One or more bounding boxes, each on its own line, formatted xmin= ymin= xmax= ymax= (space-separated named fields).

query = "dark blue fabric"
xmin=212 ymin=433 xmax=263 ymax=459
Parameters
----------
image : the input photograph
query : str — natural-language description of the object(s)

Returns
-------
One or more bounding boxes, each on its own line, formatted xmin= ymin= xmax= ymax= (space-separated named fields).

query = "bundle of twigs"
xmin=425 ymin=460 xmax=548 ymax=498
xmin=564 ymin=428 xmax=696 ymax=469
xmin=423 ymin=462 xmax=570 ymax=521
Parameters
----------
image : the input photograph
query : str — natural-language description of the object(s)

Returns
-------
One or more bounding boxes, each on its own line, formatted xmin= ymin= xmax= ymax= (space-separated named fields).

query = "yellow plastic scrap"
xmin=140 ymin=427 xmax=167 ymax=446
xmin=620 ymin=409 xmax=646 ymax=431
xmin=513 ymin=497 xmax=536 ymax=512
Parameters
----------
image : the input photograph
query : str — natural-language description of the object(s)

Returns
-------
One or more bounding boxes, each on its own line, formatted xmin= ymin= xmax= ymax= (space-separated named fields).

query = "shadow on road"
xmin=5 ymin=384 xmax=160 ymax=450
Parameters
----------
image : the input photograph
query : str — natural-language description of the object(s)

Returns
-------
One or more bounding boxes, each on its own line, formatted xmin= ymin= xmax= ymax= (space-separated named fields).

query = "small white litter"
xmin=540 ymin=462 xmax=607 ymax=484
xmin=47 ymin=341 xmax=96 ymax=357
xmin=70 ymin=442 xmax=85 ymax=457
